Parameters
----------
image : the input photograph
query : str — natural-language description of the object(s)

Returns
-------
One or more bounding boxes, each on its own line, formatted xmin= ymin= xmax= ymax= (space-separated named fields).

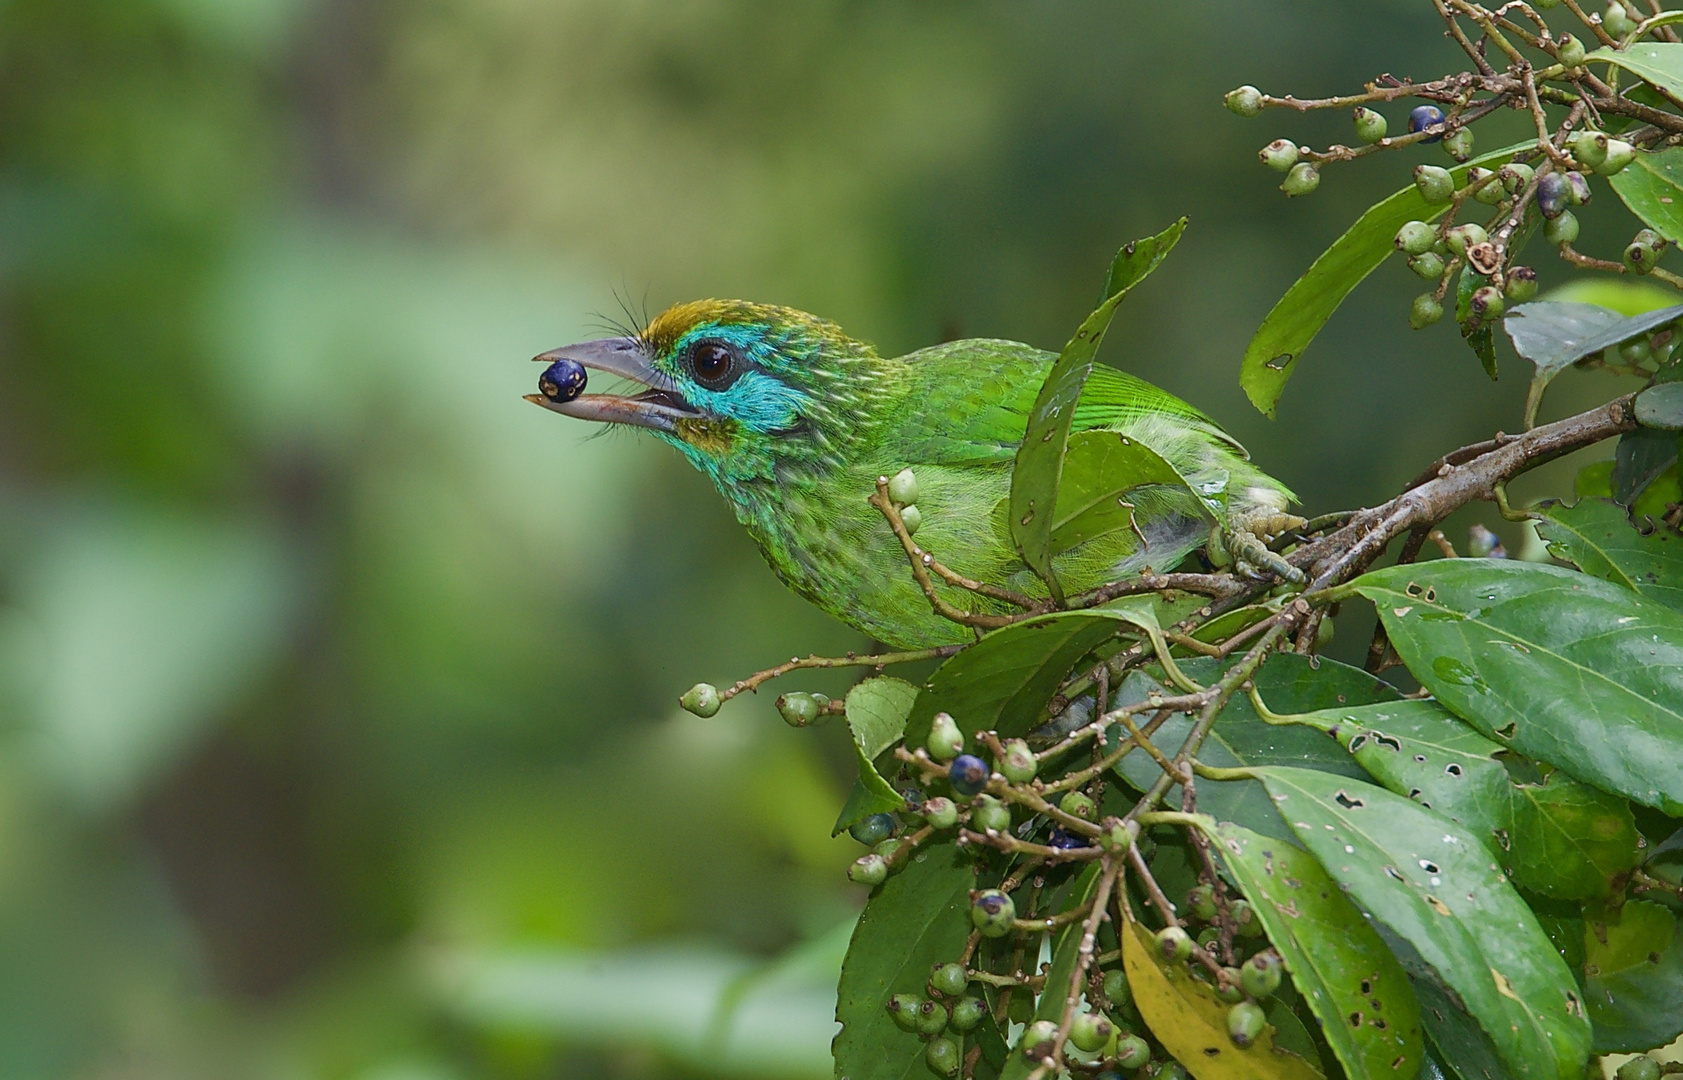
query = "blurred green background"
xmin=0 ymin=1 xmax=1644 ymax=1077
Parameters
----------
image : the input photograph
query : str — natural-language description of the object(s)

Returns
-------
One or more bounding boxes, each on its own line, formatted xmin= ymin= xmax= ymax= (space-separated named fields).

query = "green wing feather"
xmin=891 ymin=338 xmax=1247 ymax=464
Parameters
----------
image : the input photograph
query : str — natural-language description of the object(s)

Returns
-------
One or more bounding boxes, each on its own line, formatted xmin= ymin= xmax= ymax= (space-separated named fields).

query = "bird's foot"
xmin=1211 ymin=511 xmax=1308 ymax=585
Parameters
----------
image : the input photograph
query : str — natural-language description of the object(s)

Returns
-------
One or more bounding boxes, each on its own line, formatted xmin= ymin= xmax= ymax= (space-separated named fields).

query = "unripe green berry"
xmin=1158 ymin=1061 xmax=1190 ymax=1080
xmin=1470 ymin=286 xmax=1505 ymax=321
xmin=1216 ymin=969 xmax=1245 ymax=1003
xmin=971 ymin=889 xmax=1016 ymax=937
xmin=1186 ymin=884 xmax=1218 ymax=922
xmin=1605 ymin=2 xmax=1636 ymax=38
xmin=1570 ymin=130 xmax=1608 ymax=169
xmin=1623 ymin=337 xmax=1654 ymax=365
xmin=679 ymin=682 xmax=721 ymax=717
xmin=999 ymin=738 xmax=1037 ymax=783
xmin=1505 ymin=267 xmax=1538 ymax=303
xmin=1598 ymin=138 xmax=1636 ymax=176
xmin=1157 ymin=925 xmax=1194 ymax=963
xmin=1617 ymin=1056 xmax=1661 ymax=1080
xmin=931 ymin=961 xmax=969 ymax=997
xmin=1414 ymin=164 xmax=1455 ymax=204
xmin=1353 ymin=107 xmax=1387 ymax=144
xmin=1625 ymin=240 xmax=1661 ymax=276
xmin=1230 ymin=899 xmax=1264 ymax=937
xmin=950 ymin=995 xmax=987 ymax=1032
xmin=1060 ymin=790 xmax=1097 ymax=821
xmin=850 ymin=813 xmax=895 ymax=845
xmin=1021 ymin=1020 xmax=1059 ymax=1056
xmin=776 ymin=691 xmax=820 ymax=727
xmin=914 ymin=997 xmax=949 ymax=1035
xmin=873 ymin=838 xmax=904 ymax=863
xmin=1558 ymin=33 xmax=1587 ymax=67
xmin=928 ymin=711 xmax=964 ymax=762
xmin=1227 ymin=1001 xmax=1267 ymax=1048
xmin=1241 ymin=950 xmax=1285 ymax=999
xmin=849 ymin=853 xmax=889 ymax=885
xmin=1469 ymin=167 xmax=1505 ymax=205
xmin=887 ymin=467 xmax=918 ymax=507
xmin=1099 ymin=816 xmax=1138 ymax=852
xmin=1225 ymin=85 xmax=1264 ymax=117
xmin=1499 ymin=162 xmax=1534 ymax=194
xmin=1197 ymin=925 xmax=1222 ymax=950
xmin=1636 ymin=228 xmax=1665 ymax=249
xmin=1442 ymin=127 xmax=1474 ymax=162
xmin=922 ymin=796 xmax=959 ymax=830
xmin=1115 ymin=1034 xmax=1152 ymax=1070
xmin=1258 ymin=139 xmax=1299 ymax=172
xmin=887 ymin=993 xmax=924 ymax=1032
xmin=1443 ymin=222 xmax=1488 ymax=256
xmin=1545 ymin=209 xmax=1580 ymax=245
xmin=969 ymin=794 xmax=1011 ymax=833
xmin=1103 ymin=968 xmax=1131 ymax=1008
xmin=1408 ymin=253 xmax=1446 ymax=282
xmin=1395 ymin=220 xmax=1436 ymax=255
xmin=925 ymin=1036 xmax=960 ymax=1077
xmin=898 ymin=504 xmax=921 ymax=535
xmin=1280 ymin=162 xmax=1320 ymax=197
xmin=1070 ymin=1010 xmax=1116 ymax=1053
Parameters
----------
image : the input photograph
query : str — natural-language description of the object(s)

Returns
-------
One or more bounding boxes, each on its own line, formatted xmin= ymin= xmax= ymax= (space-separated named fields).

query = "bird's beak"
xmin=523 ymin=337 xmax=699 ymax=434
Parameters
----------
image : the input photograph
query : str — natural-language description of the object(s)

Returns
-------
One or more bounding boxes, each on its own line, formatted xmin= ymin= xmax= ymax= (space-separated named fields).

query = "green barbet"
xmin=527 ymin=300 xmax=1299 ymax=648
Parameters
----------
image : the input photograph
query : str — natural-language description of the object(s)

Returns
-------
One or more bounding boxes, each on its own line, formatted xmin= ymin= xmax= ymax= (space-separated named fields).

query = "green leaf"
xmin=1210 ymin=822 xmax=1424 ymax=1080
xmin=1613 ymin=428 xmax=1680 ymax=506
xmin=1503 ymin=302 xmax=1683 ymax=421
xmin=1239 ymin=141 xmax=1531 ymax=417
xmin=1355 ymin=560 xmax=1683 ymax=814
xmin=902 ymin=609 xmax=1136 ymax=752
xmin=1011 ymin=218 xmax=1187 ymax=595
xmin=833 ymin=745 xmax=911 ymax=837
xmin=834 ymin=840 xmax=976 ymax=1080
xmin=1610 ymin=146 xmax=1683 ymax=244
xmin=1120 ymin=910 xmax=1324 ymax=1080
xmin=1048 ymin=431 xmax=1190 ymax=555
xmin=1277 ymin=698 xmax=1640 ymax=899
xmin=833 ymin=677 xmax=922 ymax=836
xmin=1111 ymin=655 xmax=1391 ymax=841
xmin=1253 ymin=767 xmax=1592 ymax=1080
xmin=1586 ymin=43 xmax=1683 ymax=114
xmin=1582 ymin=899 xmax=1683 ymax=1053
xmin=1537 ymin=496 xmax=1683 ymax=611
xmin=1638 ymin=381 xmax=1683 ymax=430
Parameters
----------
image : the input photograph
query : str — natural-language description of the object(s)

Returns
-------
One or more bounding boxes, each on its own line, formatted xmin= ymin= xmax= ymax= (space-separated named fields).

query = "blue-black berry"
xmin=850 ymin=813 xmax=895 ymax=845
xmin=949 ymin=754 xmax=990 ymax=797
xmin=1536 ymin=171 xmax=1569 ymax=219
xmin=1407 ymin=104 xmax=1446 ymax=141
xmin=538 ymin=357 xmax=587 ymax=403
xmin=1048 ymin=826 xmax=1087 ymax=850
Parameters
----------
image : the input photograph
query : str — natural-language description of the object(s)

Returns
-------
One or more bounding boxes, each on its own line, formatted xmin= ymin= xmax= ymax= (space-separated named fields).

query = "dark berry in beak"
xmin=538 ymin=357 xmax=588 ymax=403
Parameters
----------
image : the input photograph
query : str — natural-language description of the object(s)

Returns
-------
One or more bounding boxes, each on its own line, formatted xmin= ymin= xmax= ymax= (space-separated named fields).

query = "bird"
xmin=526 ymin=299 xmax=1301 ymax=649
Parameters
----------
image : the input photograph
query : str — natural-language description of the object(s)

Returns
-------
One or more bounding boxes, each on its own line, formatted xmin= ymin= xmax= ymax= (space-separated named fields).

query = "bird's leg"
xmin=1210 ymin=507 xmax=1308 ymax=585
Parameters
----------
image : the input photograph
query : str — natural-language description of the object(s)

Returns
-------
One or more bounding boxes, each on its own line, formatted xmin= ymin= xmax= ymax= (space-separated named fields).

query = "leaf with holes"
xmin=834 ymin=840 xmax=979 ymax=1080
xmin=1111 ymin=655 xmax=1391 ymax=842
xmin=1120 ymin=906 xmax=1323 ymax=1080
xmin=1209 ymin=822 xmax=1423 ymax=1080
xmin=1254 ymin=767 xmax=1592 ymax=1080
xmin=1537 ymin=497 xmax=1683 ymax=612
xmin=1582 ymin=899 xmax=1683 ymax=1053
xmin=1011 ymin=218 xmax=1186 ymax=595
xmin=1240 ymin=142 xmax=1531 ymax=417
xmin=1275 ymin=698 xmax=1640 ymax=899
xmin=1355 ymin=560 xmax=1683 ymax=814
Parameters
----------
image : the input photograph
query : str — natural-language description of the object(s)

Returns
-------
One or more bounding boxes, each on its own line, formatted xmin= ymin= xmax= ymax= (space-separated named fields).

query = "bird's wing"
xmin=892 ymin=339 xmax=1248 ymax=464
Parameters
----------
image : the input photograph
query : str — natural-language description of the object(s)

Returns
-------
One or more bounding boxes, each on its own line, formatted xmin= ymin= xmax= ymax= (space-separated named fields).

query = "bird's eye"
xmin=689 ymin=341 xmax=738 ymax=388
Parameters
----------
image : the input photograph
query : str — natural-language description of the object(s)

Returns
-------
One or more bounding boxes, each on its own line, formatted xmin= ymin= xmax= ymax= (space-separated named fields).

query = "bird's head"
xmin=527 ymin=300 xmax=890 ymax=487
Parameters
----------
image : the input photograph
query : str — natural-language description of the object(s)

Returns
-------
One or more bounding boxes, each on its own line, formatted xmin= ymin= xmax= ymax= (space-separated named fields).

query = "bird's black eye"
xmin=689 ymin=341 xmax=739 ymax=389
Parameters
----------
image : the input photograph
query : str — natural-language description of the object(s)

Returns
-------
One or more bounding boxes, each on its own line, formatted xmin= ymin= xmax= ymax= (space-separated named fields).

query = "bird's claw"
xmin=1213 ymin=512 xmax=1308 ymax=585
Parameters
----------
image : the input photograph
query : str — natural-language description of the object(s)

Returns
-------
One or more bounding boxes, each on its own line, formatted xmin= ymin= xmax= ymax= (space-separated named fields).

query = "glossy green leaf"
xmin=833 ymin=677 xmax=922 ymax=836
xmin=1610 ymin=146 xmax=1683 ymax=243
xmin=1503 ymin=301 xmax=1683 ymax=412
xmin=1537 ymin=496 xmax=1683 ymax=611
xmin=1638 ymin=381 xmax=1683 ymax=430
xmin=1613 ymin=428 xmax=1680 ymax=506
xmin=1254 ymin=767 xmax=1592 ymax=1080
xmin=1277 ymin=698 xmax=1640 ymax=899
xmin=1582 ymin=899 xmax=1683 ymax=1053
xmin=834 ymin=840 xmax=977 ymax=1080
xmin=1121 ymin=911 xmax=1323 ymax=1080
xmin=1048 ymin=430 xmax=1189 ymax=555
xmin=1240 ymin=142 xmax=1530 ymax=417
xmin=1211 ymin=822 xmax=1424 ymax=1080
xmin=1111 ymin=655 xmax=1390 ymax=841
xmin=1587 ymin=43 xmax=1683 ymax=114
xmin=902 ymin=609 xmax=1134 ymax=752
xmin=1356 ymin=560 xmax=1683 ymax=813
xmin=1012 ymin=218 xmax=1186 ymax=594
